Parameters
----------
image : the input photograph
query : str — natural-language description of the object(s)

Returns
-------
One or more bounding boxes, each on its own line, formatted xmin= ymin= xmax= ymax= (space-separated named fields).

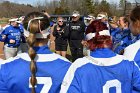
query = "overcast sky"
xmin=6 ymin=0 xmax=138 ymax=5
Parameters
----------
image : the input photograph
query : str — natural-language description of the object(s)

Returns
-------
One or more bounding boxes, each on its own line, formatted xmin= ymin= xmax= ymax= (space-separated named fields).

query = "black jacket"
xmin=53 ymin=24 xmax=69 ymax=45
xmin=69 ymin=20 xmax=86 ymax=40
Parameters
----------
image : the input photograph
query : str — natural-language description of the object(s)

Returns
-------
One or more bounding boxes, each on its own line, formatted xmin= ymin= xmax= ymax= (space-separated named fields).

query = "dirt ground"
xmin=0 ymin=24 xmax=5 ymax=59
xmin=0 ymin=42 xmax=4 ymax=59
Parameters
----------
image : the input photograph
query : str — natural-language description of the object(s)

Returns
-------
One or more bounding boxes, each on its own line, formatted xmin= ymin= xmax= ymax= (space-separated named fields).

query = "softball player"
xmin=60 ymin=20 xmax=140 ymax=93
xmin=0 ymin=12 xmax=71 ymax=93
xmin=123 ymin=6 xmax=140 ymax=67
xmin=0 ymin=18 xmax=22 ymax=59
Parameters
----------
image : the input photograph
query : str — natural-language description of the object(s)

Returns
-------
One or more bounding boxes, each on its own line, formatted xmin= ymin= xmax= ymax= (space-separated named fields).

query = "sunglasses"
xmin=58 ymin=21 xmax=63 ymax=23
xmin=72 ymin=16 xmax=77 ymax=18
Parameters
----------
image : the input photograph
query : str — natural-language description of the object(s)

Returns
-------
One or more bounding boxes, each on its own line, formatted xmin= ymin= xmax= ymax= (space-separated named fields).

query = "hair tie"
xmin=86 ymin=30 xmax=110 ymax=40
xmin=25 ymin=17 xmax=50 ymax=39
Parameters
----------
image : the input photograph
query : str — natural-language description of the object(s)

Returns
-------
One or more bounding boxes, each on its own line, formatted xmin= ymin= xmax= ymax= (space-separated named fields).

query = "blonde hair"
xmin=57 ymin=16 xmax=64 ymax=21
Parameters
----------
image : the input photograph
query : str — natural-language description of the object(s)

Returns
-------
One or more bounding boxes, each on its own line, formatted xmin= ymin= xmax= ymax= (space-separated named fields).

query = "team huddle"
xmin=0 ymin=6 xmax=140 ymax=93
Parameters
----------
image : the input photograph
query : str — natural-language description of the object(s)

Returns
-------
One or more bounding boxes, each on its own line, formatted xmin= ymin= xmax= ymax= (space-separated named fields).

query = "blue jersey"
xmin=113 ymin=28 xmax=132 ymax=54
xmin=110 ymin=27 xmax=121 ymax=52
xmin=110 ymin=27 xmax=121 ymax=42
xmin=131 ymin=34 xmax=140 ymax=44
xmin=0 ymin=45 xmax=71 ymax=93
xmin=60 ymin=48 xmax=140 ymax=93
xmin=121 ymin=28 xmax=131 ymax=46
xmin=124 ymin=39 xmax=140 ymax=67
xmin=0 ymin=25 xmax=22 ymax=47
xmin=18 ymin=24 xmax=24 ymax=33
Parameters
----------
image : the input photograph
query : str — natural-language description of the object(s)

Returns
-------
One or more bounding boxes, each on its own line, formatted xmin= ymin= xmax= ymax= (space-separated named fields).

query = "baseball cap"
xmin=72 ymin=11 xmax=80 ymax=17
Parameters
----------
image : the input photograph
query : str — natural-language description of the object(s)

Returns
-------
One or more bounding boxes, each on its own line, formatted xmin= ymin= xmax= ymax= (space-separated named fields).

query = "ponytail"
xmin=26 ymin=21 xmax=38 ymax=93
xmin=23 ymin=12 xmax=50 ymax=93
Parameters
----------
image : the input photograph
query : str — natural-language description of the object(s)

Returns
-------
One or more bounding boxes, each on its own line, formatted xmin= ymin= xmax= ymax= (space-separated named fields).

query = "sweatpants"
xmin=69 ymin=40 xmax=84 ymax=62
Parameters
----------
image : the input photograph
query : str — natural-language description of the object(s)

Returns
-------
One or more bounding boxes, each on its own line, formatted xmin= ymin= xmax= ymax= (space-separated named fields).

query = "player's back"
xmin=65 ymin=54 xmax=140 ymax=93
xmin=0 ymin=51 xmax=71 ymax=93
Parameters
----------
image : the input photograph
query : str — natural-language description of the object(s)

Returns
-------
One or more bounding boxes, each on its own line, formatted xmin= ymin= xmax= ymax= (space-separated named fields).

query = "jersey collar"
xmin=90 ymin=48 xmax=116 ymax=58
xmin=33 ymin=45 xmax=52 ymax=54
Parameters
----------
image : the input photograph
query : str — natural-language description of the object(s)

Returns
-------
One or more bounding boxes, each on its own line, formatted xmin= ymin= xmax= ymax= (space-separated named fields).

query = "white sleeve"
xmin=123 ymin=42 xmax=140 ymax=61
xmin=60 ymin=57 xmax=88 ymax=93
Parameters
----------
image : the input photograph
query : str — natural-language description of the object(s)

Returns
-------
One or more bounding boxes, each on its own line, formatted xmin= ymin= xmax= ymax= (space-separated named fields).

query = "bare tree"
xmin=0 ymin=1 xmax=39 ymax=18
